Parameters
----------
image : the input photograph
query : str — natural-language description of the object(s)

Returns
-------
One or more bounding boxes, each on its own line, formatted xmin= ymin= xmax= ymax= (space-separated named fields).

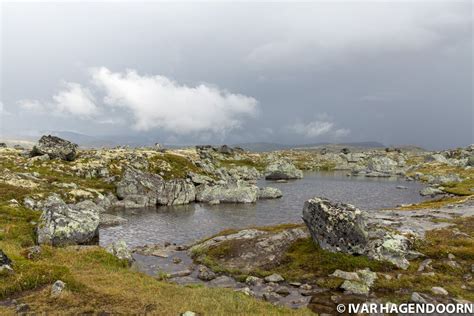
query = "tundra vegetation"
xmin=0 ymin=138 xmax=472 ymax=314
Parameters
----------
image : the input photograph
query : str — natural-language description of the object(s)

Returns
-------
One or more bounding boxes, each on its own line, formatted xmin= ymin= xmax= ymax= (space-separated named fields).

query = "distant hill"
xmin=234 ymin=141 xmax=385 ymax=152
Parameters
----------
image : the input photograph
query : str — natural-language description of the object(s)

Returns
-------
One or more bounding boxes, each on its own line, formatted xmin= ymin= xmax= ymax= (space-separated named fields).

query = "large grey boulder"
xmin=116 ymin=168 xmax=195 ymax=206
xmin=366 ymin=156 xmax=399 ymax=175
xmin=302 ymin=197 xmax=369 ymax=255
xmin=37 ymin=196 xmax=100 ymax=246
xmin=30 ymin=135 xmax=78 ymax=161
xmin=265 ymin=160 xmax=303 ymax=180
xmin=196 ymin=181 xmax=259 ymax=203
xmin=302 ymin=197 xmax=418 ymax=269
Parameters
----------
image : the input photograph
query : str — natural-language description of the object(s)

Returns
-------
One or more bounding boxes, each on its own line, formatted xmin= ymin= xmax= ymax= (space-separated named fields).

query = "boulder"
xmin=190 ymin=227 xmax=308 ymax=273
xmin=265 ymin=160 xmax=303 ymax=180
xmin=37 ymin=196 xmax=100 ymax=246
xmin=106 ymin=240 xmax=134 ymax=264
xmin=116 ymin=168 xmax=195 ymax=206
xmin=30 ymin=135 xmax=78 ymax=161
xmin=196 ymin=181 xmax=259 ymax=203
xmin=302 ymin=197 xmax=418 ymax=269
xmin=366 ymin=156 xmax=399 ymax=174
xmin=258 ymin=187 xmax=283 ymax=199
xmin=302 ymin=197 xmax=369 ymax=255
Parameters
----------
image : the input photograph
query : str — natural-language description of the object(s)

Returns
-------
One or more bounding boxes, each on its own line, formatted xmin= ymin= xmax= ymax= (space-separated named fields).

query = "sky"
xmin=0 ymin=0 xmax=472 ymax=149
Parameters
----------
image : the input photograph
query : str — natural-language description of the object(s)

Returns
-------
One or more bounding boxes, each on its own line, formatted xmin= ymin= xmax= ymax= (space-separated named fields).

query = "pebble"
xmin=431 ymin=286 xmax=448 ymax=296
xmin=264 ymin=273 xmax=284 ymax=283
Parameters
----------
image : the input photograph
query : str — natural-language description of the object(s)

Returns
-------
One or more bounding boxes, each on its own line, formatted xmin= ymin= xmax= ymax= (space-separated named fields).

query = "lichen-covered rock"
xmin=51 ymin=280 xmax=66 ymax=297
xmin=106 ymin=240 xmax=134 ymax=264
xmin=302 ymin=197 xmax=417 ymax=269
xmin=258 ymin=187 xmax=283 ymax=199
xmin=30 ymin=135 xmax=78 ymax=161
xmin=265 ymin=160 xmax=303 ymax=180
xmin=37 ymin=196 xmax=100 ymax=246
xmin=302 ymin=197 xmax=369 ymax=255
xmin=190 ymin=227 xmax=308 ymax=273
xmin=196 ymin=181 xmax=259 ymax=203
xmin=336 ymin=269 xmax=377 ymax=295
xmin=116 ymin=168 xmax=195 ymax=206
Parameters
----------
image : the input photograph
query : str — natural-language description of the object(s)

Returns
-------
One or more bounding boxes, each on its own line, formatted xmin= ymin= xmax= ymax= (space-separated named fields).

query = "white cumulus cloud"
xmin=289 ymin=115 xmax=350 ymax=139
xmin=52 ymin=82 xmax=98 ymax=117
xmin=17 ymin=83 xmax=97 ymax=118
xmin=90 ymin=67 xmax=258 ymax=134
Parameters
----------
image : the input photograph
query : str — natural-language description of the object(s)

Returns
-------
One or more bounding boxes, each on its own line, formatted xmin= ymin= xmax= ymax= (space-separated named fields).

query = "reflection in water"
xmin=100 ymin=171 xmax=427 ymax=247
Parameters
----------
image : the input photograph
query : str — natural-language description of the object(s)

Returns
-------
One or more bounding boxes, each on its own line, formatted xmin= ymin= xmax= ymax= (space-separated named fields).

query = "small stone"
xmin=330 ymin=269 xmax=360 ymax=281
xmin=197 ymin=265 xmax=216 ymax=281
xmin=264 ymin=273 xmax=284 ymax=283
xmin=181 ymin=312 xmax=197 ymax=316
xmin=417 ymin=259 xmax=432 ymax=272
xmin=422 ymin=272 xmax=436 ymax=277
xmin=275 ymin=286 xmax=290 ymax=296
xmin=300 ymin=284 xmax=312 ymax=290
xmin=234 ymin=287 xmax=253 ymax=296
xmin=289 ymin=282 xmax=302 ymax=287
xmin=447 ymin=253 xmax=455 ymax=260
xmin=172 ymin=257 xmax=182 ymax=264
xmin=16 ymin=304 xmax=30 ymax=313
xmin=51 ymin=280 xmax=66 ymax=297
xmin=245 ymin=276 xmax=263 ymax=286
xmin=340 ymin=280 xmax=370 ymax=295
xmin=26 ymin=246 xmax=42 ymax=260
xmin=431 ymin=286 xmax=448 ymax=296
xmin=262 ymin=292 xmax=281 ymax=303
xmin=169 ymin=269 xmax=192 ymax=278
xmin=446 ymin=260 xmax=460 ymax=269
xmin=411 ymin=292 xmax=428 ymax=304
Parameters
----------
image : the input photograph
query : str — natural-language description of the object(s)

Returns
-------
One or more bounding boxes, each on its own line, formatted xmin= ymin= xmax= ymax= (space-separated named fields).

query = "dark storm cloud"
xmin=0 ymin=0 xmax=472 ymax=149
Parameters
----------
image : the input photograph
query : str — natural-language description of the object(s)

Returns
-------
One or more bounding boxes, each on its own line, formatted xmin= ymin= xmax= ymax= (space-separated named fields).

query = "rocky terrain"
xmin=0 ymin=135 xmax=473 ymax=314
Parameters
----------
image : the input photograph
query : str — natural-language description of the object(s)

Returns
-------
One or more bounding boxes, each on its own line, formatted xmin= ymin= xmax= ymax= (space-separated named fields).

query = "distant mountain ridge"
xmin=3 ymin=130 xmax=386 ymax=151
xmin=233 ymin=141 xmax=386 ymax=152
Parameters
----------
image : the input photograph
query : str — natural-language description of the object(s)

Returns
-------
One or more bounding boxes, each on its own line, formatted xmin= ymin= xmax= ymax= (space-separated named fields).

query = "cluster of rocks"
xmin=302 ymin=197 xmax=421 ymax=269
xmin=115 ymin=167 xmax=282 ymax=207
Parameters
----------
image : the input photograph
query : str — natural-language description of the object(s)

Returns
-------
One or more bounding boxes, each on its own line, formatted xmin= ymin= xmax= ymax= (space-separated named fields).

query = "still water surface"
xmin=100 ymin=171 xmax=427 ymax=247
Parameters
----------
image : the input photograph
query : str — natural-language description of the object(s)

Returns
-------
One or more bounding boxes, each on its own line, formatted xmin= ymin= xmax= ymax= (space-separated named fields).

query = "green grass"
xmin=193 ymin=225 xmax=390 ymax=284
xmin=149 ymin=153 xmax=202 ymax=180
xmin=218 ymin=158 xmax=266 ymax=171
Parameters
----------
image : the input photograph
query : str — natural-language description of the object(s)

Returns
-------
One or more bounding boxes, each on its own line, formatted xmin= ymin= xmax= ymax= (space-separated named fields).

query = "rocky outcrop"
xmin=37 ymin=196 xmax=100 ymax=246
xmin=258 ymin=187 xmax=283 ymax=199
xmin=196 ymin=181 xmax=259 ymax=203
xmin=190 ymin=227 xmax=308 ymax=273
xmin=116 ymin=168 xmax=195 ymax=207
xmin=265 ymin=160 xmax=303 ymax=180
xmin=30 ymin=135 xmax=78 ymax=161
xmin=302 ymin=197 xmax=419 ymax=269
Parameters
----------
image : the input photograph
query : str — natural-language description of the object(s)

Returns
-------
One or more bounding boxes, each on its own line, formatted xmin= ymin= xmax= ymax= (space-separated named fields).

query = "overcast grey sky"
xmin=0 ymin=1 xmax=472 ymax=149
